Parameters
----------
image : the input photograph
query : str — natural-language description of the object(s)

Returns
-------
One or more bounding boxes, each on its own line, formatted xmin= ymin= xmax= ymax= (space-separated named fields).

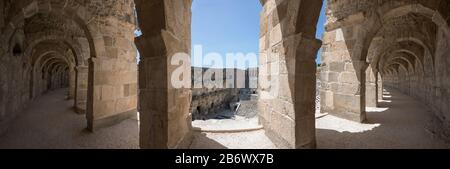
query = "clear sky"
xmin=191 ymin=0 xmax=327 ymax=69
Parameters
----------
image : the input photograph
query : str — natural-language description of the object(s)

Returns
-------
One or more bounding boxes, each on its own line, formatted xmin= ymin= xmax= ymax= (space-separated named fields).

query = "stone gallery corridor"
xmin=0 ymin=0 xmax=450 ymax=149
xmin=0 ymin=89 xmax=139 ymax=149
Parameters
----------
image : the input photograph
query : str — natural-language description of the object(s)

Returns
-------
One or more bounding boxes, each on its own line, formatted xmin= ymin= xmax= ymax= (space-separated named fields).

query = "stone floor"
xmin=316 ymin=88 xmax=450 ymax=149
xmin=190 ymin=114 xmax=275 ymax=149
xmin=0 ymin=88 xmax=139 ymax=149
xmin=1 ymin=88 xmax=449 ymax=149
xmin=189 ymin=130 xmax=277 ymax=149
xmin=192 ymin=115 xmax=262 ymax=132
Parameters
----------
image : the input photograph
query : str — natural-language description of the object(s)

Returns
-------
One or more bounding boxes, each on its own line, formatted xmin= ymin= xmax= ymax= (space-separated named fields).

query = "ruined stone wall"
xmin=190 ymin=67 xmax=257 ymax=120
xmin=191 ymin=88 xmax=238 ymax=120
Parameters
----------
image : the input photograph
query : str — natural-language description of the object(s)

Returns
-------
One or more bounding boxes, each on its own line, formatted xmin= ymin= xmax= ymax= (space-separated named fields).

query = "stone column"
xmin=68 ymin=66 xmax=76 ymax=99
xmin=294 ymin=36 xmax=322 ymax=148
xmin=365 ymin=65 xmax=377 ymax=107
xmin=377 ymin=72 xmax=383 ymax=102
xmin=135 ymin=0 xmax=193 ymax=149
xmin=259 ymin=0 xmax=322 ymax=149
xmin=86 ymin=40 xmax=138 ymax=131
xmin=320 ymin=26 xmax=368 ymax=122
xmin=0 ymin=60 xmax=6 ymax=124
xmin=355 ymin=60 xmax=368 ymax=122
xmin=0 ymin=0 xmax=4 ymax=29
xmin=75 ymin=66 xmax=88 ymax=114
xmin=84 ymin=1 xmax=138 ymax=131
xmin=259 ymin=34 xmax=321 ymax=149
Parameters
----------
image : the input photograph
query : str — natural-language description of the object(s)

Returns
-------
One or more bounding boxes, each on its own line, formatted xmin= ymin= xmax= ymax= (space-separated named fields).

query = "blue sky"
xmin=191 ymin=0 xmax=327 ymax=68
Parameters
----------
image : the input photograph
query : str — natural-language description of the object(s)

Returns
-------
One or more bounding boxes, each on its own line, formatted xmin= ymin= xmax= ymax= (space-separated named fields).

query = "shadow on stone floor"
xmin=316 ymin=88 xmax=450 ymax=149
xmin=188 ymin=132 xmax=228 ymax=149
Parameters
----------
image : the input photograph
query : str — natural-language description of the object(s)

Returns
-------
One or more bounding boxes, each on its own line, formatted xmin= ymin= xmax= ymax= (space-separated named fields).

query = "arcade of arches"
xmin=0 ymin=0 xmax=449 ymax=149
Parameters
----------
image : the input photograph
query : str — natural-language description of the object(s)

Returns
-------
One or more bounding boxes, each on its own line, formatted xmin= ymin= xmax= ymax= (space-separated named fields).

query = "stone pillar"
xmin=135 ymin=0 xmax=193 ymax=149
xmin=83 ymin=0 xmax=138 ymax=131
xmin=0 ymin=0 xmax=4 ymax=29
xmin=320 ymin=27 xmax=367 ymax=122
xmin=294 ymin=36 xmax=322 ymax=148
xmin=365 ymin=65 xmax=377 ymax=107
xmin=75 ymin=66 xmax=88 ymax=114
xmin=258 ymin=0 xmax=322 ymax=149
xmin=68 ymin=66 xmax=76 ymax=99
xmin=0 ymin=61 xmax=5 ymax=124
xmin=355 ymin=60 xmax=368 ymax=122
xmin=260 ymin=35 xmax=321 ymax=149
xmin=86 ymin=39 xmax=138 ymax=131
xmin=377 ymin=72 xmax=383 ymax=102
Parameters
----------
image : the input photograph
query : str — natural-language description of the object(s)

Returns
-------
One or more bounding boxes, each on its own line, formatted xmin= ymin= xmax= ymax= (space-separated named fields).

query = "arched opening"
xmin=317 ymin=1 xmax=450 ymax=148
xmin=3 ymin=0 xmax=448 ymax=150
xmin=189 ymin=0 xmax=262 ymax=140
xmin=0 ymin=1 xmax=139 ymax=149
xmin=134 ymin=0 xmax=323 ymax=149
xmin=12 ymin=44 xmax=22 ymax=56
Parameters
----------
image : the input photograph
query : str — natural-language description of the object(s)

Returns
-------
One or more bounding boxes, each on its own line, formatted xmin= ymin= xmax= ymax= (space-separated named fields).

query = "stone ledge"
xmin=74 ymin=106 xmax=86 ymax=114
xmin=315 ymin=113 xmax=329 ymax=119
xmin=325 ymin=111 xmax=363 ymax=123
xmin=192 ymin=117 xmax=262 ymax=133
xmin=192 ymin=125 xmax=264 ymax=133
xmin=264 ymin=127 xmax=290 ymax=149
xmin=89 ymin=109 xmax=137 ymax=132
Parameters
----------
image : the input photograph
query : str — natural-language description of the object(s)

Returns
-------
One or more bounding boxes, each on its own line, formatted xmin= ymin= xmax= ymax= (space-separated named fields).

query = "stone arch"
xmin=389 ymin=54 xmax=416 ymax=72
xmin=135 ymin=0 xmax=323 ymax=149
xmin=38 ymin=54 xmax=69 ymax=70
xmin=374 ymin=39 xmax=428 ymax=76
xmin=380 ymin=50 xmax=418 ymax=74
xmin=1 ymin=0 xmax=141 ymax=133
xmin=12 ymin=43 xmax=22 ymax=56
xmin=34 ymin=52 xmax=68 ymax=92
xmin=381 ymin=3 xmax=450 ymax=37
xmin=393 ymin=52 xmax=422 ymax=72
xmin=321 ymin=1 xmax=450 ymax=125
xmin=25 ymin=38 xmax=88 ymax=111
xmin=0 ymin=1 xmax=103 ymax=119
xmin=41 ymin=58 xmax=68 ymax=75
xmin=1 ymin=1 xmax=102 ymax=60
xmin=368 ymin=29 xmax=431 ymax=71
xmin=8 ymin=29 xmax=25 ymax=57
xmin=396 ymin=37 xmax=433 ymax=64
xmin=385 ymin=62 xmax=408 ymax=75
xmin=357 ymin=3 xmax=450 ymax=62
xmin=41 ymin=57 xmax=68 ymax=90
xmin=24 ymin=35 xmax=86 ymax=67
xmin=389 ymin=58 xmax=411 ymax=73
